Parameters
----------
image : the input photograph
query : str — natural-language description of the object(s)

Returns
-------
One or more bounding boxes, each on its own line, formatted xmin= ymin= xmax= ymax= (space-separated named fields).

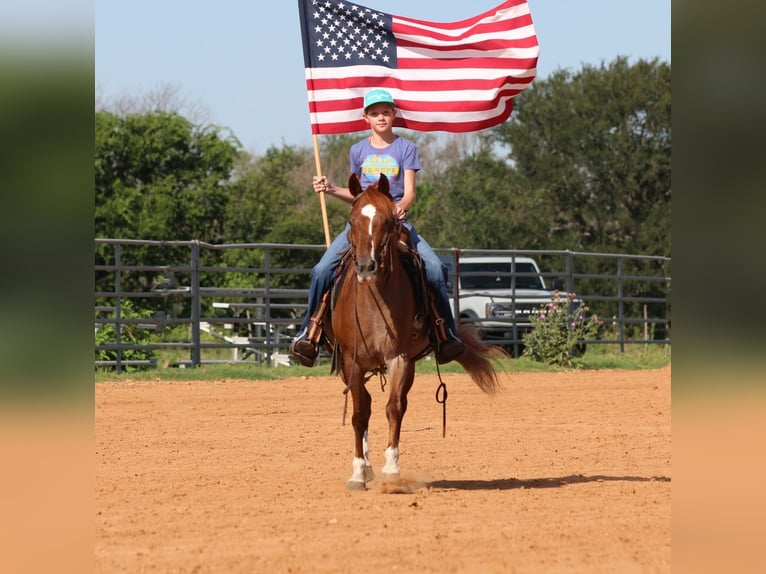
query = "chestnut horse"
xmin=323 ymin=173 xmax=503 ymax=490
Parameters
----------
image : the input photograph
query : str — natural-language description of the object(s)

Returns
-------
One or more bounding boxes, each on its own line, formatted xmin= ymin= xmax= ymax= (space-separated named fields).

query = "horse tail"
xmin=454 ymin=325 xmax=507 ymax=394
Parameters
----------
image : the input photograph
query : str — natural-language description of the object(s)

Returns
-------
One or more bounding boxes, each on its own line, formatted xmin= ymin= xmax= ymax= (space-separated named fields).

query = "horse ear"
xmin=377 ymin=173 xmax=389 ymax=195
xmin=348 ymin=173 xmax=362 ymax=197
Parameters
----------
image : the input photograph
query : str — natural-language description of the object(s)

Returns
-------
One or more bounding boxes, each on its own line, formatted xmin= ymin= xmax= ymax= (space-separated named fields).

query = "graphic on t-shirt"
xmin=360 ymin=154 xmax=400 ymax=181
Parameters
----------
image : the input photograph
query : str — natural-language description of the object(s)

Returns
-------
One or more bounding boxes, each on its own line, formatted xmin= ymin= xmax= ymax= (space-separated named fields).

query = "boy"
xmin=289 ymin=89 xmax=464 ymax=367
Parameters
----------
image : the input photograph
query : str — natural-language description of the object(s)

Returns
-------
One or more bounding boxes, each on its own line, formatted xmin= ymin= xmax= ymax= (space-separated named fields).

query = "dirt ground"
xmin=95 ymin=366 xmax=671 ymax=573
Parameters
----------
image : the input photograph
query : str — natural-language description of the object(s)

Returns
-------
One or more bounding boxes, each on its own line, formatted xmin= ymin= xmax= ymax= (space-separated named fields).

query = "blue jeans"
xmin=297 ymin=221 xmax=458 ymax=337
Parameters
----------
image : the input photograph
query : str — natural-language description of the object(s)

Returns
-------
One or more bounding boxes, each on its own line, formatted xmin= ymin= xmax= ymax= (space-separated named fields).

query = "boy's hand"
xmin=312 ymin=176 xmax=331 ymax=194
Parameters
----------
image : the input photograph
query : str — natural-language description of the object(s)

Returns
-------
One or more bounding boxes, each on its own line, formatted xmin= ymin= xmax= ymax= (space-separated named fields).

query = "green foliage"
xmin=95 ymin=110 xmax=241 ymax=242
xmin=416 ymin=143 xmax=553 ymax=250
xmin=94 ymin=344 xmax=670 ymax=383
xmin=522 ymin=292 xmax=602 ymax=368
xmin=93 ymin=58 xmax=671 ymax=329
xmin=223 ymin=144 xmax=327 ymax=288
xmin=492 ymin=57 xmax=671 ymax=256
xmin=95 ymin=110 xmax=243 ymax=311
xmin=95 ymin=300 xmax=157 ymax=372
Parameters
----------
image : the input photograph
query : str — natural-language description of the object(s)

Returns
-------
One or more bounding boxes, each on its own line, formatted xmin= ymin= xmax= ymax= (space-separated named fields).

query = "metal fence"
xmin=95 ymin=239 xmax=671 ymax=372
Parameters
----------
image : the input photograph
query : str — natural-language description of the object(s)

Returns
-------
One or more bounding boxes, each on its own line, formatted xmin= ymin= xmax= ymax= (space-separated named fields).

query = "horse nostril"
xmin=355 ymin=257 xmax=377 ymax=277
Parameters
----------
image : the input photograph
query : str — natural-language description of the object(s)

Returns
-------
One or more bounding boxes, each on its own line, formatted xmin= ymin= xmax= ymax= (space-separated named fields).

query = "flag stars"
xmin=307 ymin=0 xmax=395 ymax=68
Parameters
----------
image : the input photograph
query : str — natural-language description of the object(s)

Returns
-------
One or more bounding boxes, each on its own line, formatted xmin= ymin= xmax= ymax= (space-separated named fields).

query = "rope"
xmin=434 ymin=359 xmax=448 ymax=438
xmin=341 ymin=280 xmax=360 ymax=426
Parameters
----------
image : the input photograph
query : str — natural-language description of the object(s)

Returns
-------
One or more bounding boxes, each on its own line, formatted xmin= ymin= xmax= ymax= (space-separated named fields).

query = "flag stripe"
xmin=397 ymin=37 xmax=541 ymax=57
xmin=393 ymin=14 xmax=534 ymax=45
xmin=298 ymin=0 xmax=539 ymax=134
xmin=397 ymin=57 xmax=539 ymax=71
xmin=392 ymin=0 xmax=531 ymax=33
xmin=305 ymin=68 xmax=537 ymax=92
xmin=309 ymin=88 xmax=529 ymax=114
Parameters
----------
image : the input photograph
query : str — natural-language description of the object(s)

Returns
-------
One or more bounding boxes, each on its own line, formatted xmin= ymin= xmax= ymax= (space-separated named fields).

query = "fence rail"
xmin=95 ymin=239 xmax=671 ymax=372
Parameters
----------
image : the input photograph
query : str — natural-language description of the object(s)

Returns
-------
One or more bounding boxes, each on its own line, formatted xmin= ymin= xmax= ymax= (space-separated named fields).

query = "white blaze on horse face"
xmin=360 ymin=203 xmax=377 ymax=261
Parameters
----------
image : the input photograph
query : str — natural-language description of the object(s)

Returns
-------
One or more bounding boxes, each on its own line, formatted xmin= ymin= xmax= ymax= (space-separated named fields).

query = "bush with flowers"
xmin=522 ymin=291 xmax=601 ymax=368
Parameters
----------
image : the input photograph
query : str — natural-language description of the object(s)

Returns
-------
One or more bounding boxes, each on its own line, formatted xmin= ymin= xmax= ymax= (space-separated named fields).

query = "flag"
xmin=297 ymin=0 xmax=539 ymax=135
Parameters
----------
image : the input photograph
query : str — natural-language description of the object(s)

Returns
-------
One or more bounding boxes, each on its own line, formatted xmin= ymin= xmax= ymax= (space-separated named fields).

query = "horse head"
xmin=347 ymin=173 xmax=397 ymax=283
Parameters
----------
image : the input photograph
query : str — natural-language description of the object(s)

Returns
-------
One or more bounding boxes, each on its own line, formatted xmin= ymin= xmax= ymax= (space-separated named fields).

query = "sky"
xmin=95 ymin=0 xmax=671 ymax=154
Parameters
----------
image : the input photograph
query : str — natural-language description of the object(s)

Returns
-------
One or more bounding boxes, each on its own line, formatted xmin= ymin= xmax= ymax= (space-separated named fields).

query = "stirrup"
xmin=436 ymin=338 xmax=465 ymax=364
xmin=289 ymin=337 xmax=318 ymax=367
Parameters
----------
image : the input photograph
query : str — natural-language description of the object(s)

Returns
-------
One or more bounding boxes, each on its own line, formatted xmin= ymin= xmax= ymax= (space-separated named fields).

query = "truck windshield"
xmin=460 ymin=262 xmax=544 ymax=290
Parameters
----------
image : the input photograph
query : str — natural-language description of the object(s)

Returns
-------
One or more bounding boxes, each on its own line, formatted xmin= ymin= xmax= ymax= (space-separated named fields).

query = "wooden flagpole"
xmin=312 ymin=134 xmax=332 ymax=248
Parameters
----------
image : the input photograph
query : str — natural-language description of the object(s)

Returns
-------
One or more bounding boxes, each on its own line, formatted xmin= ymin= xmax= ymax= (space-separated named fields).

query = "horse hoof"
xmin=346 ymin=480 xmax=367 ymax=491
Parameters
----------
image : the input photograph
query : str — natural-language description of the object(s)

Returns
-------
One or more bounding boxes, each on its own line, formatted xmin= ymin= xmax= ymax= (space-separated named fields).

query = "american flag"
xmin=297 ymin=0 xmax=539 ymax=134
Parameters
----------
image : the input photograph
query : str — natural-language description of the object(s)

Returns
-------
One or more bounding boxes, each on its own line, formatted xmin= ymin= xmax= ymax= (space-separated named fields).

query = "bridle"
xmin=348 ymin=190 xmax=400 ymax=281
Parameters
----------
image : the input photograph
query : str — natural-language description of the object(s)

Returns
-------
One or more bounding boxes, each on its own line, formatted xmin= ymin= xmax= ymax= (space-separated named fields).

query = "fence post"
xmin=190 ymin=241 xmax=201 ymax=367
xmin=114 ymin=243 xmax=123 ymax=374
xmin=565 ymin=251 xmax=574 ymax=294
xmin=510 ymin=254 xmax=519 ymax=357
xmin=264 ymin=246 xmax=272 ymax=365
xmin=617 ymin=257 xmax=625 ymax=354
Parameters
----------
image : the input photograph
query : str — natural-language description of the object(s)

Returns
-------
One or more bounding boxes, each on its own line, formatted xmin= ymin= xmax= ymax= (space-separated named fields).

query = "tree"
xmin=95 ymin=110 xmax=241 ymax=242
xmin=486 ymin=57 xmax=671 ymax=326
xmin=493 ymin=57 xmax=671 ymax=256
xmin=415 ymin=136 xmax=563 ymax=251
xmin=222 ymin=144 xmax=322 ymax=289
xmin=95 ymin=110 xmax=241 ymax=299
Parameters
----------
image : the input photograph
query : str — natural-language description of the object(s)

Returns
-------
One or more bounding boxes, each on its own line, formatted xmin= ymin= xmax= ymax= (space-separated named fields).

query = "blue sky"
xmin=95 ymin=1 xmax=670 ymax=154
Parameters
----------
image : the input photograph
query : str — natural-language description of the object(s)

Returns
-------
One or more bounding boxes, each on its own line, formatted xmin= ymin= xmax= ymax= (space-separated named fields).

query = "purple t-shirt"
xmin=349 ymin=135 xmax=421 ymax=203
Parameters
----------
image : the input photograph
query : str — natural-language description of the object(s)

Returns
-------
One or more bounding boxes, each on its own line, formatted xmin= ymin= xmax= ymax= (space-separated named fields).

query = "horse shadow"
xmin=427 ymin=474 xmax=671 ymax=491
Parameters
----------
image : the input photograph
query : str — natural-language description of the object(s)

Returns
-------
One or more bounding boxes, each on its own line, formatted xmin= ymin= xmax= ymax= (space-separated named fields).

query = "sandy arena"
xmin=95 ymin=366 xmax=671 ymax=573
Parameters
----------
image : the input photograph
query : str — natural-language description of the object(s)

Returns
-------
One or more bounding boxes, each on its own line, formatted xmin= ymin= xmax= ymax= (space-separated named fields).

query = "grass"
xmin=94 ymin=342 xmax=670 ymax=382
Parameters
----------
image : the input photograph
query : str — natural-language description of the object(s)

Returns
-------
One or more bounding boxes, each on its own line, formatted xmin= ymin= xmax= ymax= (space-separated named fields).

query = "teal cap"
xmin=364 ymin=89 xmax=396 ymax=110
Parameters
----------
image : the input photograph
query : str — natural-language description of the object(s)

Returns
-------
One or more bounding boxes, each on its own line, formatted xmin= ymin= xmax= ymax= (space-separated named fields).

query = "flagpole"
xmin=312 ymin=134 xmax=332 ymax=247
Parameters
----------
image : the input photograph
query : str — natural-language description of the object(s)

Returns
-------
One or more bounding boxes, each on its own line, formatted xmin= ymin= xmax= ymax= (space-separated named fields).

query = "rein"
xmin=341 ymin=193 xmax=448 ymax=436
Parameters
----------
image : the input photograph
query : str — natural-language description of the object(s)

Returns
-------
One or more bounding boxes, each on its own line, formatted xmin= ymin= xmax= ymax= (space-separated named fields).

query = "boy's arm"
xmin=395 ymin=169 xmax=417 ymax=219
xmin=312 ymin=175 xmax=354 ymax=204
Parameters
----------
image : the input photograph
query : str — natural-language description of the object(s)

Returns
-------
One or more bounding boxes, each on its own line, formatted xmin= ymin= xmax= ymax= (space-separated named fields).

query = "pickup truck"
xmin=441 ymin=255 xmax=577 ymax=357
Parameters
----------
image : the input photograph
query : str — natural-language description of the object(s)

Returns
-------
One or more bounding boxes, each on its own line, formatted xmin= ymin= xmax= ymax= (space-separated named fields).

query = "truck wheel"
xmin=570 ymin=343 xmax=587 ymax=357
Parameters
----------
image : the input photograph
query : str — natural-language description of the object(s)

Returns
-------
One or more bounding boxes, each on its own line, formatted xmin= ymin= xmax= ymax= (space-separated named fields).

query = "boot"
xmin=289 ymin=332 xmax=318 ymax=367
xmin=289 ymin=292 xmax=329 ymax=367
xmin=430 ymin=301 xmax=465 ymax=364
xmin=435 ymin=322 xmax=465 ymax=364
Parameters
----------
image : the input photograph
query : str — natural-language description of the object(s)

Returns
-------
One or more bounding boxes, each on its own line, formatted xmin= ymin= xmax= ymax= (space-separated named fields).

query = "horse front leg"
xmin=382 ymin=357 xmax=415 ymax=477
xmin=346 ymin=373 xmax=374 ymax=490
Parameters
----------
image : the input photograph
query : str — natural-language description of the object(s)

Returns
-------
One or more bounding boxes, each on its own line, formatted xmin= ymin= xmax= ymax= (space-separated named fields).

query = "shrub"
xmin=522 ymin=292 xmax=601 ymax=368
xmin=95 ymin=300 xmax=157 ymax=372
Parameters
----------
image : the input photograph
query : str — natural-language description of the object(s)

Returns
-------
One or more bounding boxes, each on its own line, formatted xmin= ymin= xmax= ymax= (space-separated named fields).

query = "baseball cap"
xmin=364 ymin=89 xmax=396 ymax=110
